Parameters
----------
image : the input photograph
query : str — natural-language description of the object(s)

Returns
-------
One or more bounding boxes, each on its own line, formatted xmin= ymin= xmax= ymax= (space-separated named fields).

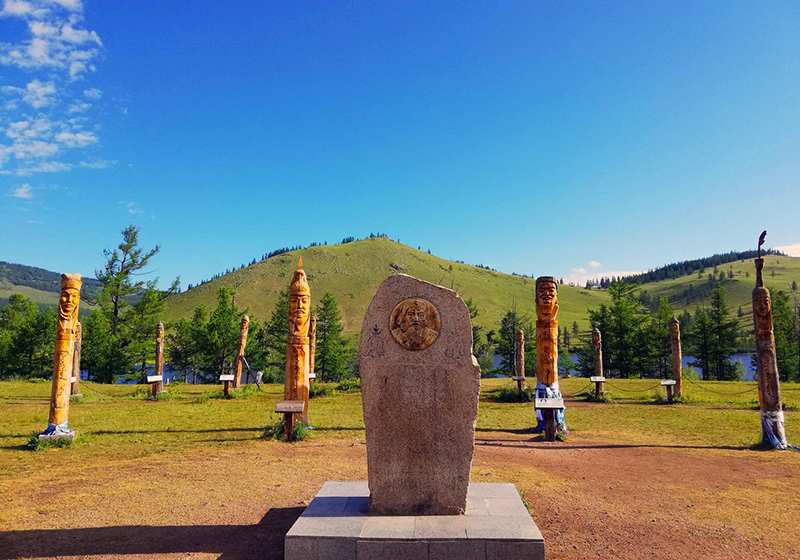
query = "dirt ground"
xmin=2 ymin=397 xmax=799 ymax=560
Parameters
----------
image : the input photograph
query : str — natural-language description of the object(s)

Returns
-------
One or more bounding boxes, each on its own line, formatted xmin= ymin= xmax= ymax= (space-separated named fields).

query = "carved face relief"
xmin=390 ymin=298 xmax=441 ymax=351
xmin=536 ymin=281 xmax=558 ymax=319
xmin=289 ymin=294 xmax=310 ymax=336
xmin=754 ymin=292 xmax=771 ymax=319
xmin=592 ymin=330 xmax=601 ymax=345
xmin=58 ymin=287 xmax=80 ymax=324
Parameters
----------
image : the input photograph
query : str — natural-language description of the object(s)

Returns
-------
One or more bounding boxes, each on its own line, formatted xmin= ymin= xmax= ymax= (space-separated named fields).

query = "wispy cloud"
xmin=564 ymin=260 xmax=643 ymax=286
xmin=10 ymin=182 xmax=33 ymax=198
xmin=0 ymin=0 xmax=107 ymax=176
xmin=79 ymin=157 xmax=115 ymax=169
xmin=82 ymin=86 xmax=101 ymax=99
xmin=775 ymin=243 xmax=800 ymax=258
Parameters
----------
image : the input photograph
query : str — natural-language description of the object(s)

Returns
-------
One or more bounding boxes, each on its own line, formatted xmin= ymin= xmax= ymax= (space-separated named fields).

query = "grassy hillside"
xmin=164 ymin=238 xmax=610 ymax=336
xmin=0 ymin=261 xmax=100 ymax=314
xmin=638 ymin=255 xmax=800 ymax=330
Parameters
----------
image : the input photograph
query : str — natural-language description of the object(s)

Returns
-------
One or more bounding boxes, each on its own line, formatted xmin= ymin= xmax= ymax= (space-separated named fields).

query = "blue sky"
xmin=2 ymin=0 xmax=799 ymax=288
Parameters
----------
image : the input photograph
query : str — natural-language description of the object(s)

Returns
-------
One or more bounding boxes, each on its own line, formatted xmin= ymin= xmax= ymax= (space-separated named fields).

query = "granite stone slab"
xmin=283 ymin=482 xmax=545 ymax=560
xmin=360 ymin=275 xmax=482 ymax=515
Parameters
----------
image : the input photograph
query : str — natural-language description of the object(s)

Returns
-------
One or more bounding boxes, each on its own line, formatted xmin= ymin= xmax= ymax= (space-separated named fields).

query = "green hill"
xmin=0 ymin=262 xmax=100 ymax=314
xmin=637 ymin=254 xmax=800 ymax=330
xmin=164 ymin=238 xmax=610 ymax=336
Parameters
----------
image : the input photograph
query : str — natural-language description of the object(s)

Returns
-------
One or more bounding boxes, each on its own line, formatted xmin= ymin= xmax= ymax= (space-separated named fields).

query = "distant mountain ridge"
xmin=0 ymin=261 xmax=101 ymax=298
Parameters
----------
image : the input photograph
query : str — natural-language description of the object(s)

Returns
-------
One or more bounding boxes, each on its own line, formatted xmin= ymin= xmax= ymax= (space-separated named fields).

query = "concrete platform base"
xmin=285 ymin=482 xmax=545 ymax=560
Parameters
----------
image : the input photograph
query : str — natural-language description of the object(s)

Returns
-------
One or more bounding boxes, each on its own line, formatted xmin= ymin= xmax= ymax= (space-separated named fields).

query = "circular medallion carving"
xmin=390 ymin=298 xmax=441 ymax=351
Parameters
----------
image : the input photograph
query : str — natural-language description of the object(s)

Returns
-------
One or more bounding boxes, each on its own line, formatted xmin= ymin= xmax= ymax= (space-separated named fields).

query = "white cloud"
xmin=2 ymin=1 xmax=34 ymax=16
xmin=563 ymin=260 xmax=643 ymax=286
xmin=79 ymin=157 xmax=115 ymax=169
xmin=47 ymin=0 xmax=83 ymax=11
xmin=124 ymin=201 xmax=141 ymax=215
xmin=15 ymin=160 xmax=72 ymax=175
xmin=55 ymin=129 xmax=96 ymax=146
xmin=11 ymin=183 xmax=33 ymax=198
xmin=22 ymin=79 xmax=55 ymax=108
xmin=0 ymin=1 xmax=109 ymax=176
xmin=0 ymin=2 xmax=102 ymax=78
xmin=67 ymin=101 xmax=90 ymax=113
xmin=775 ymin=244 xmax=800 ymax=258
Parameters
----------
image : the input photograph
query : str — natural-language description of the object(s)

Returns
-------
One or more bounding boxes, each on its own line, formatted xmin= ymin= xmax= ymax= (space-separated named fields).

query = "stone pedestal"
xmin=284 ymin=482 xmax=545 ymax=560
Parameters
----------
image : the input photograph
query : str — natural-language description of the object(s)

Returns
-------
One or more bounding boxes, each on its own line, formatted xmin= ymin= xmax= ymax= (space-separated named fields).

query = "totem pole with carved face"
xmin=670 ymin=316 xmax=683 ymax=398
xmin=233 ymin=315 xmax=250 ymax=389
xmin=41 ymin=274 xmax=82 ymax=440
xmin=752 ymin=231 xmax=787 ymax=449
xmin=534 ymin=276 xmax=567 ymax=436
xmin=286 ymin=259 xmax=311 ymax=431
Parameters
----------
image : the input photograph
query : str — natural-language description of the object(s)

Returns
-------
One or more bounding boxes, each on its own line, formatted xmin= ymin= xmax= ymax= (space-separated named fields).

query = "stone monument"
xmin=670 ymin=315 xmax=683 ymax=398
xmin=233 ymin=314 xmax=250 ymax=389
xmin=70 ymin=321 xmax=82 ymax=397
xmin=40 ymin=273 xmax=81 ymax=442
xmin=592 ymin=328 xmax=604 ymax=396
xmin=534 ymin=276 xmax=566 ymax=437
xmin=361 ymin=274 xmax=480 ymax=515
xmin=284 ymin=274 xmax=546 ymax=559
xmin=753 ymin=231 xmax=787 ymax=449
xmin=284 ymin=259 xmax=311 ymax=435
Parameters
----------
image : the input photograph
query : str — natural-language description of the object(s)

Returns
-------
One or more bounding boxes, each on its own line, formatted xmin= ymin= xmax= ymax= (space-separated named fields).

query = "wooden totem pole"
xmin=592 ymin=328 xmax=604 ymax=397
xmin=70 ymin=321 xmax=82 ymax=397
xmin=753 ymin=231 xmax=787 ymax=449
xmin=153 ymin=321 xmax=165 ymax=396
xmin=233 ymin=315 xmax=250 ymax=389
xmin=309 ymin=314 xmax=317 ymax=384
xmin=284 ymin=259 xmax=311 ymax=437
xmin=670 ymin=315 xmax=683 ymax=398
xmin=515 ymin=329 xmax=525 ymax=394
xmin=535 ymin=276 xmax=566 ymax=440
xmin=40 ymin=273 xmax=81 ymax=442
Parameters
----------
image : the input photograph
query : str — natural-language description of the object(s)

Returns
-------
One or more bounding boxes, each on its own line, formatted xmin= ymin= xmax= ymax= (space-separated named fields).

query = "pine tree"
xmin=315 ymin=292 xmax=349 ymax=382
xmin=687 ymin=307 xmax=713 ymax=380
xmin=771 ymin=290 xmax=800 ymax=382
xmin=708 ymin=284 xmax=740 ymax=380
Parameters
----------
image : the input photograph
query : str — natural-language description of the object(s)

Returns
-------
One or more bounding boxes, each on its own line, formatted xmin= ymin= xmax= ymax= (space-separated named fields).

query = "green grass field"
xmin=2 ymin=377 xmax=798 ymax=466
xmin=163 ymin=238 xmax=609 ymax=336
xmin=2 ymin=378 xmax=799 ymax=559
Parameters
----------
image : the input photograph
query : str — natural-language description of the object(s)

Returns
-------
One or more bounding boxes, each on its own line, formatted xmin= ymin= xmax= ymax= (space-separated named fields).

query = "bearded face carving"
xmin=289 ymin=294 xmax=310 ymax=337
xmin=390 ymin=298 xmax=441 ymax=351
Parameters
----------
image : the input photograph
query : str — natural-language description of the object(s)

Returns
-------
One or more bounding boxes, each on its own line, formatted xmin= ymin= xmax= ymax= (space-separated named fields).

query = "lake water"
xmin=493 ymin=353 xmax=757 ymax=381
xmin=76 ymin=354 xmax=756 ymax=384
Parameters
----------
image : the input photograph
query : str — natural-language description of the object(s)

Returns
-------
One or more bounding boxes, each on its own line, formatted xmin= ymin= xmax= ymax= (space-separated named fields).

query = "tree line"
xmin=0 ymin=226 xmax=354 ymax=384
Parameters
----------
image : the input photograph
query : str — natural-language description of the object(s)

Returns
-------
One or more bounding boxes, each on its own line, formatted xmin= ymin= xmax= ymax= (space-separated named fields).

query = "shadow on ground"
xmin=0 ymin=507 xmax=304 ymax=560
xmin=475 ymin=438 xmax=751 ymax=452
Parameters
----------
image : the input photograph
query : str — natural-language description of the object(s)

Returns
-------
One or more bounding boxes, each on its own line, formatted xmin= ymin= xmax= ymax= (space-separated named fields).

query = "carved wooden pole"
xmin=40 ymin=273 xmax=81 ymax=442
xmin=233 ymin=315 xmax=250 ymax=389
xmin=285 ymin=259 xmax=311 ymax=438
xmin=592 ymin=328 xmax=604 ymax=397
xmin=535 ymin=276 xmax=564 ymax=441
xmin=670 ymin=315 xmax=683 ymax=398
xmin=153 ymin=322 xmax=164 ymax=396
xmin=70 ymin=322 xmax=82 ymax=397
xmin=753 ymin=232 xmax=787 ymax=449
xmin=515 ymin=329 xmax=525 ymax=394
xmin=309 ymin=314 xmax=317 ymax=386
